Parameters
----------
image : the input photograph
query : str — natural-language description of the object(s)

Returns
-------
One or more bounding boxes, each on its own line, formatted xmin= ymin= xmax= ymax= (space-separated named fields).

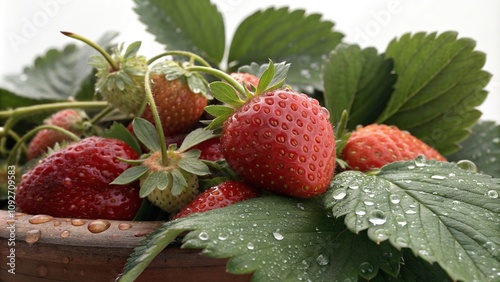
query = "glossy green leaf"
xmin=448 ymin=120 xmax=500 ymax=178
xmin=325 ymin=158 xmax=500 ymax=282
xmin=322 ymin=44 xmax=396 ymax=128
xmin=132 ymin=117 xmax=160 ymax=152
xmin=134 ymin=0 xmax=225 ymax=66
xmin=228 ymin=7 xmax=343 ymax=90
xmin=120 ymin=196 xmax=401 ymax=282
xmin=377 ymin=32 xmax=491 ymax=154
xmin=3 ymin=32 xmax=117 ymax=101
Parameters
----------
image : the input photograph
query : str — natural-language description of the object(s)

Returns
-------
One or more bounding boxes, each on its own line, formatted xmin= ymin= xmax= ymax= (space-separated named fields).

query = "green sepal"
xmin=255 ymin=59 xmax=275 ymax=95
xmin=111 ymin=165 xmax=149 ymax=185
xmin=132 ymin=117 xmax=161 ymax=152
xmin=178 ymin=158 xmax=211 ymax=176
xmin=170 ymin=169 xmax=188 ymax=196
xmin=178 ymin=127 xmax=218 ymax=152
xmin=209 ymin=81 xmax=245 ymax=108
xmin=204 ymin=105 xmax=235 ymax=130
xmin=139 ymin=171 xmax=170 ymax=197
xmin=124 ymin=41 xmax=142 ymax=59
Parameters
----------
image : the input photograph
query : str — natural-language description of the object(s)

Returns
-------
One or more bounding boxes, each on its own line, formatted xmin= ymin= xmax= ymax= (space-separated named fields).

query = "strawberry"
xmin=140 ymin=151 xmax=201 ymax=214
xmin=220 ymin=88 xmax=336 ymax=198
xmin=62 ymin=32 xmax=148 ymax=115
xmin=16 ymin=136 xmax=142 ymax=220
xmin=192 ymin=137 xmax=223 ymax=161
xmin=173 ymin=180 xmax=259 ymax=219
xmin=203 ymin=62 xmax=335 ymax=198
xmin=27 ymin=109 xmax=87 ymax=160
xmin=112 ymin=126 xmax=218 ymax=214
xmin=140 ymin=61 xmax=210 ymax=136
xmin=342 ymin=124 xmax=447 ymax=171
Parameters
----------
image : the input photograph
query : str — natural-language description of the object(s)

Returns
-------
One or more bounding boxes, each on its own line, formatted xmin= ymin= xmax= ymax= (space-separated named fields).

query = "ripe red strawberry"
xmin=192 ymin=137 xmax=223 ymax=161
xmin=27 ymin=109 xmax=87 ymax=160
xmin=220 ymin=89 xmax=336 ymax=198
xmin=140 ymin=61 xmax=210 ymax=136
xmin=342 ymin=124 xmax=447 ymax=171
xmin=17 ymin=136 xmax=142 ymax=220
xmin=173 ymin=180 xmax=259 ymax=219
xmin=230 ymin=72 xmax=259 ymax=90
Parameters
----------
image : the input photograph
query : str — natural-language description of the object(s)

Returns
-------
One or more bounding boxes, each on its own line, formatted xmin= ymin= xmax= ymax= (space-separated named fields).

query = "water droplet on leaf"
xmin=456 ymin=160 xmax=478 ymax=172
xmin=198 ymin=231 xmax=209 ymax=241
xmin=368 ymin=209 xmax=387 ymax=226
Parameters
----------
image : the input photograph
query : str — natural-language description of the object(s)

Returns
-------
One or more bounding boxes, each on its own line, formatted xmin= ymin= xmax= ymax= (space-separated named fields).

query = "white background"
xmin=1 ymin=0 xmax=498 ymax=123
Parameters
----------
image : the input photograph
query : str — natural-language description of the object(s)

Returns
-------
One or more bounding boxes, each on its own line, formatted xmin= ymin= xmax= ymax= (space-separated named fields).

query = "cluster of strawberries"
xmin=15 ymin=35 xmax=446 ymax=221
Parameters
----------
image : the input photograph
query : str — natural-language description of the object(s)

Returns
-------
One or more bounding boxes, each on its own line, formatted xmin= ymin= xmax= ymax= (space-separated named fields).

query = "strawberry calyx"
xmin=185 ymin=60 xmax=290 ymax=130
xmin=149 ymin=60 xmax=212 ymax=101
xmin=63 ymin=31 xmax=148 ymax=115
xmin=112 ymin=124 xmax=218 ymax=197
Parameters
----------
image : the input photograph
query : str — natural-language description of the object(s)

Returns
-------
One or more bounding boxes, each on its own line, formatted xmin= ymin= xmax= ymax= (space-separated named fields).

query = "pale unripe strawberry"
xmin=90 ymin=42 xmax=148 ymax=115
xmin=144 ymin=171 xmax=199 ymax=214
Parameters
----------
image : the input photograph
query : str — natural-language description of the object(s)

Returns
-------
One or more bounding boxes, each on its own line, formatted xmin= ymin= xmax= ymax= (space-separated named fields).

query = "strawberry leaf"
xmin=120 ymin=196 xmax=401 ymax=282
xmin=448 ymin=120 xmax=500 ymax=178
xmin=132 ymin=117 xmax=160 ymax=152
xmin=325 ymin=158 xmax=500 ymax=282
xmin=133 ymin=0 xmax=225 ymax=66
xmin=322 ymin=44 xmax=396 ymax=129
xmin=376 ymin=32 xmax=491 ymax=154
xmin=228 ymin=7 xmax=343 ymax=90
xmin=3 ymin=32 xmax=117 ymax=101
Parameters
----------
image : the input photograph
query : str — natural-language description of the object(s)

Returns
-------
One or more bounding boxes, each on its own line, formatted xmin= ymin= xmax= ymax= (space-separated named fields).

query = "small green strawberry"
xmin=112 ymin=120 xmax=218 ymax=214
xmin=342 ymin=124 xmax=447 ymax=171
xmin=62 ymin=32 xmax=148 ymax=115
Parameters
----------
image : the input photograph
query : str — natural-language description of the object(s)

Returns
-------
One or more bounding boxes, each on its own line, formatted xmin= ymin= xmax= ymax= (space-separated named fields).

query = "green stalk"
xmin=147 ymin=50 xmax=212 ymax=67
xmin=143 ymin=70 xmax=169 ymax=165
xmin=0 ymin=101 xmax=108 ymax=153
xmin=184 ymin=66 xmax=247 ymax=99
xmin=7 ymin=125 xmax=81 ymax=165
xmin=0 ymin=129 xmax=27 ymax=156
xmin=61 ymin=31 xmax=119 ymax=71
xmin=88 ymin=105 xmax=116 ymax=125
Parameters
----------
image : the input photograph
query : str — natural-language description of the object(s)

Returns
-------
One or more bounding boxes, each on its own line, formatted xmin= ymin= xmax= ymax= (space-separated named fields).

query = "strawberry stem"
xmin=143 ymin=70 xmax=169 ymax=165
xmin=184 ymin=66 xmax=247 ymax=99
xmin=7 ymin=125 xmax=81 ymax=165
xmin=0 ymin=129 xmax=27 ymax=156
xmin=147 ymin=50 xmax=212 ymax=67
xmin=61 ymin=31 xmax=120 ymax=71
xmin=88 ymin=105 xmax=116 ymax=125
xmin=0 ymin=101 xmax=108 ymax=154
